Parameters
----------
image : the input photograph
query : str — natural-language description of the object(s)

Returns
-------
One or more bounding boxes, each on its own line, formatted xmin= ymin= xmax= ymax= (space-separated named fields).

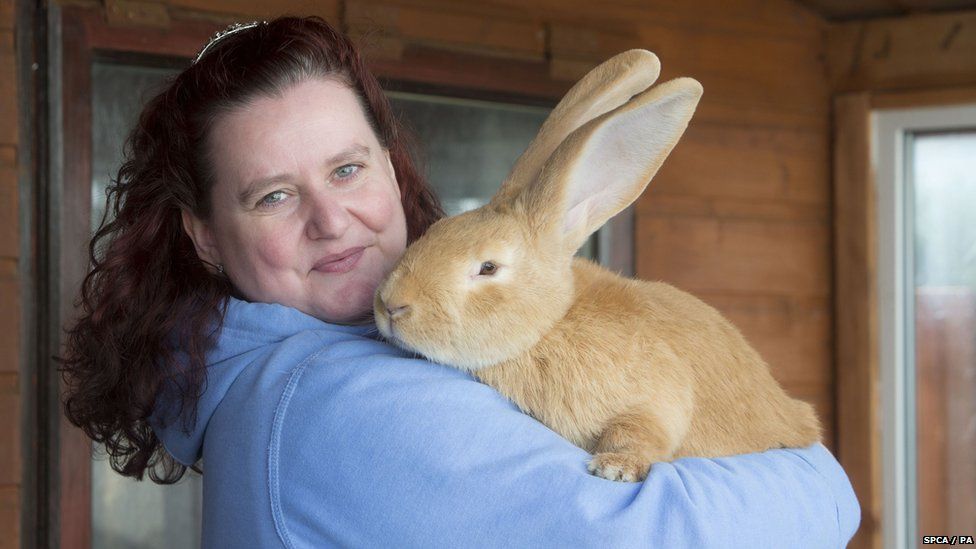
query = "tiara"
xmin=192 ymin=21 xmax=266 ymax=65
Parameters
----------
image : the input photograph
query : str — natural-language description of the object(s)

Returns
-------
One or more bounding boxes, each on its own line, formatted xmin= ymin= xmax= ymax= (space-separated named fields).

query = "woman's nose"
xmin=305 ymin=191 xmax=352 ymax=240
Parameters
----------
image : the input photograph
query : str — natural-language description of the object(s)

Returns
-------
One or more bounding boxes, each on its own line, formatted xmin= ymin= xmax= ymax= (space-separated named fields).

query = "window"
xmin=874 ymin=104 xmax=976 ymax=548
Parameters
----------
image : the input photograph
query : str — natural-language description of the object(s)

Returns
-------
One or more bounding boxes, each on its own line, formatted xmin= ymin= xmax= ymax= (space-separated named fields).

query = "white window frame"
xmin=872 ymin=103 xmax=976 ymax=549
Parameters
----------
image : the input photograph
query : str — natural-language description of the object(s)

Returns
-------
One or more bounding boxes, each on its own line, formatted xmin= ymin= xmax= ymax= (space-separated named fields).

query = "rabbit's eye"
xmin=479 ymin=261 xmax=498 ymax=276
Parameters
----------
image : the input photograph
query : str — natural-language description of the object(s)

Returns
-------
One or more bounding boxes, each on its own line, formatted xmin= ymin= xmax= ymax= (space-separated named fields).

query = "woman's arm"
xmin=274 ymin=352 xmax=859 ymax=548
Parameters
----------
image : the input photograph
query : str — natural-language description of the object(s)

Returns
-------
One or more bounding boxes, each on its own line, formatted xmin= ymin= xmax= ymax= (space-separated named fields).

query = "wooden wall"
xmin=1 ymin=0 xmax=22 ymax=545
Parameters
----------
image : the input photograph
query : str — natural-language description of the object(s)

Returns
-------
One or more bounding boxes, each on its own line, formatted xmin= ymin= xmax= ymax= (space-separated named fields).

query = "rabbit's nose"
xmin=385 ymin=302 xmax=410 ymax=320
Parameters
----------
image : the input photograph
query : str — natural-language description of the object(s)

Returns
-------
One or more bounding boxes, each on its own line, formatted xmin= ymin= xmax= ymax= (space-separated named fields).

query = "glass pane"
xmin=387 ymin=91 xmax=598 ymax=260
xmin=91 ymin=60 xmax=202 ymax=549
xmin=911 ymin=131 xmax=976 ymax=541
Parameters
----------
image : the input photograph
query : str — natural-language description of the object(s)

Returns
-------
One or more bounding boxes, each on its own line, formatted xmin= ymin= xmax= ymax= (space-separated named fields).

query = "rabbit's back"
xmin=478 ymin=257 xmax=821 ymax=459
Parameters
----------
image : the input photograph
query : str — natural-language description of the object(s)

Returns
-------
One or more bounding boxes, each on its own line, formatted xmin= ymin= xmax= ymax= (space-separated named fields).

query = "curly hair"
xmin=60 ymin=16 xmax=444 ymax=483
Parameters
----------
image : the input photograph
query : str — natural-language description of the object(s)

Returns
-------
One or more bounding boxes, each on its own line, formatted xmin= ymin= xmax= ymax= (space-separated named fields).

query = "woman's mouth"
xmin=313 ymin=246 xmax=365 ymax=274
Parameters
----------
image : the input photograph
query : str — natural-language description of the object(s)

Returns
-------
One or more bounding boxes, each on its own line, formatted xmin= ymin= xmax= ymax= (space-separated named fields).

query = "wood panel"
xmin=166 ymin=0 xmax=339 ymax=22
xmin=641 ymin=123 xmax=829 ymax=207
xmin=58 ymin=9 xmax=95 ymax=548
xmin=799 ymin=0 xmax=976 ymax=21
xmin=0 ymin=485 xmax=19 ymax=549
xmin=348 ymin=0 xmax=545 ymax=62
xmin=0 ymin=395 xmax=20 ymax=486
xmin=636 ymin=25 xmax=828 ymax=120
xmin=546 ymin=18 xmax=828 ymax=129
xmin=0 ymin=146 xmax=16 ymax=258
xmin=0 ymin=0 xmax=17 ymax=547
xmin=0 ymin=29 xmax=17 ymax=145
xmin=0 ymin=259 xmax=17 ymax=373
xmin=635 ymin=214 xmax=830 ymax=297
xmin=405 ymin=0 xmax=825 ymax=41
xmin=828 ymin=10 xmax=976 ymax=92
xmin=639 ymin=194 xmax=827 ymax=224
xmin=833 ymin=92 xmax=880 ymax=549
xmin=870 ymin=84 xmax=976 ymax=108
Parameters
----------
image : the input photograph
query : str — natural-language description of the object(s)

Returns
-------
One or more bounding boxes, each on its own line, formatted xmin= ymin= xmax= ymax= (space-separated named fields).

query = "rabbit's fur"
xmin=374 ymin=50 xmax=821 ymax=482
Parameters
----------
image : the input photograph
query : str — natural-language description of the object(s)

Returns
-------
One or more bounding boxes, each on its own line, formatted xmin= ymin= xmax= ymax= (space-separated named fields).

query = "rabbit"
xmin=373 ymin=49 xmax=822 ymax=482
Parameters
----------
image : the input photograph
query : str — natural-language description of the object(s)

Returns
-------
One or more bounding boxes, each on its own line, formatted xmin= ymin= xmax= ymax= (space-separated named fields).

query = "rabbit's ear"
xmin=522 ymin=77 xmax=703 ymax=254
xmin=491 ymin=50 xmax=661 ymax=207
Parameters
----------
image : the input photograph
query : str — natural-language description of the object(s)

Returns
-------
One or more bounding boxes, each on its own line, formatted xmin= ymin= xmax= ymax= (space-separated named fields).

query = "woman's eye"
xmin=334 ymin=164 xmax=361 ymax=179
xmin=258 ymin=190 xmax=287 ymax=208
xmin=479 ymin=261 xmax=498 ymax=276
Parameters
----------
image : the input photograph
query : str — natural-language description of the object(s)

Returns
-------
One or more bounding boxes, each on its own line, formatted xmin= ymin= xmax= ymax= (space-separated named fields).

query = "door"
xmin=874 ymin=103 xmax=976 ymax=548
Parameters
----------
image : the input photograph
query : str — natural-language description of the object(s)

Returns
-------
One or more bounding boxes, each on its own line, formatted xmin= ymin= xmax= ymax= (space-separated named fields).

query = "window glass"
xmin=90 ymin=60 xmax=202 ymax=549
xmin=387 ymin=91 xmax=597 ymax=259
xmin=910 ymin=130 xmax=976 ymax=539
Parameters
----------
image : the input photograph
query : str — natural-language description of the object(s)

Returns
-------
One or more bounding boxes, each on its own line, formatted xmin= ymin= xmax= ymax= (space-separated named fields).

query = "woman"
xmin=61 ymin=16 xmax=860 ymax=547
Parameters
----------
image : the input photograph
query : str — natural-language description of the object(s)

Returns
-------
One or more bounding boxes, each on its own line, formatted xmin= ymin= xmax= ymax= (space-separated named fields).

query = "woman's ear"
xmin=181 ymin=209 xmax=222 ymax=269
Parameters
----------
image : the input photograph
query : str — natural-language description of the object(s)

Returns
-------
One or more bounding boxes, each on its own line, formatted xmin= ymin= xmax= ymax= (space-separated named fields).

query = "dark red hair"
xmin=60 ymin=16 xmax=443 ymax=482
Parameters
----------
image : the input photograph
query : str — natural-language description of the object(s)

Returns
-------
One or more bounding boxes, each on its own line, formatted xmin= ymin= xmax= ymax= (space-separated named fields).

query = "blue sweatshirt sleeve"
xmin=272 ymin=350 xmax=860 ymax=548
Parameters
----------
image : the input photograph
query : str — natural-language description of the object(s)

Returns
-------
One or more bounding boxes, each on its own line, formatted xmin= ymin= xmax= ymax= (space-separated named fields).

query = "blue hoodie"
xmin=151 ymin=297 xmax=860 ymax=548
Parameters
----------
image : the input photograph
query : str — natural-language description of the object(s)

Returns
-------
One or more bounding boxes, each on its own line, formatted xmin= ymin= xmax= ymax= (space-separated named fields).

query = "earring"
xmin=217 ymin=264 xmax=225 ymax=274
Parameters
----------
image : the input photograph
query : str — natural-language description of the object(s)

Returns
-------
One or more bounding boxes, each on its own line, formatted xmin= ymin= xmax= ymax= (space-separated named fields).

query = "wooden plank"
xmin=0 ymin=0 xmax=12 ymax=29
xmin=0 ymin=265 xmax=17 ymax=373
xmin=0 ymin=394 xmax=20 ymax=485
xmin=0 ymin=148 xmax=17 ymax=259
xmin=796 ymin=0 xmax=901 ymax=21
xmin=369 ymin=45 xmax=567 ymax=101
xmin=696 ymin=293 xmax=832 ymax=388
xmin=639 ymin=194 xmax=827 ymax=223
xmin=828 ymin=10 xmax=976 ymax=92
xmin=546 ymin=19 xmax=828 ymax=122
xmin=833 ymin=92 xmax=880 ymax=549
xmin=58 ymin=10 xmax=94 ymax=548
xmin=0 ymin=485 xmax=19 ymax=549
xmin=871 ymin=84 xmax=976 ymax=108
xmin=635 ymin=214 xmax=831 ymax=297
xmin=638 ymin=23 xmax=827 ymax=108
xmin=0 ymin=31 xmax=17 ymax=146
xmin=347 ymin=0 xmax=546 ymax=62
xmin=639 ymin=122 xmax=830 ymax=208
xmin=693 ymin=99 xmax=827 ymax=131
xmin=81 ymin=10 xmax=222 ymax=60
xmin=449 ymin=0 xmax=825 ymax=42
xmin=166 ymin=0 xmax=340 ymax=22
xmin=548 ymin=22 xmax=642 ymax=80
xmin=0 ymin=373 xmax=15 ymax=394
xmin=104 ymin=0 xmax=171 ymax=29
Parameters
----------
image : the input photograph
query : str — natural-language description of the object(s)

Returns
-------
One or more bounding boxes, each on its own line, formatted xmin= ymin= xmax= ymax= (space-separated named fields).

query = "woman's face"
xmin=183 ymin=77 xmax=408 ymax=324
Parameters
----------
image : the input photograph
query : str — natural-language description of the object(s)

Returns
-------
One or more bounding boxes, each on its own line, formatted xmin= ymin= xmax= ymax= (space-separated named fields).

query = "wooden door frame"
xmin=48 ymin=7 xmax=223 ymax=547
xmin=45 ymin=6 xmax=630 ymax=547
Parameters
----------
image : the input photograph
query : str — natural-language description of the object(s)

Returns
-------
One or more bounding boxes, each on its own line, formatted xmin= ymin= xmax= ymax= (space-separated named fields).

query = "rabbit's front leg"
xmin=587 ymin=406 xmax=683 ymax=482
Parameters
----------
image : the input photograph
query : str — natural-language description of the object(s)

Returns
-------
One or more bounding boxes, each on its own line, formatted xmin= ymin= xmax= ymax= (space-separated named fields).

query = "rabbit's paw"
xmin=587 ymin=452 xmax=650 ymax=482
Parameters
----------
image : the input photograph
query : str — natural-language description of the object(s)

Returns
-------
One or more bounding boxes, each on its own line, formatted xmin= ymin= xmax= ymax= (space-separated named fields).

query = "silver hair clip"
xmin=192 ymin=21 xmax=266 ymax=65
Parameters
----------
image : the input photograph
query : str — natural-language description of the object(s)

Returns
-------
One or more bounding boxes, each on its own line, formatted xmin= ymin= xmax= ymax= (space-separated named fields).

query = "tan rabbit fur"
xmin=374 ymin=50 xmax=821 ymax=482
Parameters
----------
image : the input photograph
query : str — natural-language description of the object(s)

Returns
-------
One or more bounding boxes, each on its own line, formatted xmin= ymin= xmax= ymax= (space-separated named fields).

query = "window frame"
xmin=872 ymin=103 xmax=976 ymax=549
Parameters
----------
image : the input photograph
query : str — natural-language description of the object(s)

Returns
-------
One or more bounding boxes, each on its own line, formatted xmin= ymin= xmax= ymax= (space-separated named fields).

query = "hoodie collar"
xmin=151 ymin=296 xmax=376 ymax=465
